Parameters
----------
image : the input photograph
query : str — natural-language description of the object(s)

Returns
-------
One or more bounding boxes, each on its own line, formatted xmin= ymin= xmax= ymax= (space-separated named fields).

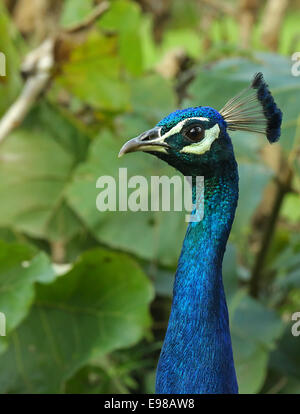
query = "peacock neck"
xmin=156 ymin=160 xmax=239 ymax=394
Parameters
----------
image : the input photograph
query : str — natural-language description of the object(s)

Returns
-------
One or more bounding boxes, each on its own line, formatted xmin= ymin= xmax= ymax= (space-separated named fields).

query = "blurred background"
xmin=0 ymin=0 xmax=300 ymax=394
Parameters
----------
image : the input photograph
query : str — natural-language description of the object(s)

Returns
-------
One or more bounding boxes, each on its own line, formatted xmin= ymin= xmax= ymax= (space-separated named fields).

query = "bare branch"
xmin=62 ymin=1 xmax=110 ymax=34
xmin=0 ymin=38 xmax=54 ymax=143
xmin=51 ymin=241 xmax=66 ymax=264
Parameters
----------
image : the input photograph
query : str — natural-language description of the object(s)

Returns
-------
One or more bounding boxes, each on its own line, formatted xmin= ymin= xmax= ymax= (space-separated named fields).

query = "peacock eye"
xmin=184 ymin=125 xmax=204 ymax=142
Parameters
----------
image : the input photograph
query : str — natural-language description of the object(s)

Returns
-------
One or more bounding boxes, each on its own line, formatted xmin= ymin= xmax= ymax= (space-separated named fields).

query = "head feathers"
xmin=220 ymin=72 xmax=282 ymax=143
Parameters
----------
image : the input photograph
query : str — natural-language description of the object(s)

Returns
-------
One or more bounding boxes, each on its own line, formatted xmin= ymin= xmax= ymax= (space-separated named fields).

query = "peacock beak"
xmin=118 ymin=127 xmax=169 ymax=158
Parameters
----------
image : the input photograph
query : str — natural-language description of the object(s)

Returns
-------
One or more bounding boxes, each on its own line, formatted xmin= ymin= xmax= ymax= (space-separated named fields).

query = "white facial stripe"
xmin=139 ymin=145 xmax=168 ymax=154
xmin=160 ymin=117 xmax=210 ymax=140
xmin=180 ymin=123 xmax=220 ymax=155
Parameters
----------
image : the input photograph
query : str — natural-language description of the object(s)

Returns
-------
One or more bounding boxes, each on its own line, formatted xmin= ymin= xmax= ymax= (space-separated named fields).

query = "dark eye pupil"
xmin=186 ymin=126 xmax=203 ymax=141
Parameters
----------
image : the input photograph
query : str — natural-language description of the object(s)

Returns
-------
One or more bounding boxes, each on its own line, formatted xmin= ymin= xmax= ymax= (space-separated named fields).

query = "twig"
xmin=50 ymin=241 xmax=66 ymax=264
xmin=0 ymin=38 xmax=54 ymax=143
xmin=62 ymin=1 xmax=110 ymax=34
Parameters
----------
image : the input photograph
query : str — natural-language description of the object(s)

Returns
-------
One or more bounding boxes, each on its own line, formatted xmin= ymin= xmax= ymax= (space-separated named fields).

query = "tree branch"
xmin=0 ymin=38 xmax=54 ymax=143
xmin=62 ymin=1 xmax=110 ymax=34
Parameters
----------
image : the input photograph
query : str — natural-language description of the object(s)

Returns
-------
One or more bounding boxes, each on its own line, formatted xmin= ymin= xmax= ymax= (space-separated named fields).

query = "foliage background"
xmin=0 ymin=0 xmax=300 ymax=394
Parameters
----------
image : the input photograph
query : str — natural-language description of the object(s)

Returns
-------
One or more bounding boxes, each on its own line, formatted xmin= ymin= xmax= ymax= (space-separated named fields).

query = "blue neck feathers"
xmin=156 ymin=159 xmax=239 ymax=394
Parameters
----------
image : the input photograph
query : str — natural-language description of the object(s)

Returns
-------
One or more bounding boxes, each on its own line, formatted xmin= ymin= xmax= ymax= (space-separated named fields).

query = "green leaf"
xmin=0 ymin=248 xmax=153 ymax=393
xmin=271 ymin=238 xmax=300 ymax=273
xmin=161 ymin=28 xmax=202 ymax=59
xmin=0 ymin=241 xmax=54 ymax=335
xmin=281 ymin=193 xmax=300 ymax=224
xmin=151 ymin=267 xmax=174 ymax=298
xmin=57 ymin=32 xmax=130 ymax=111
xmin=65 ymin=347 xmax=143 ymax=394
xmin=60 ymin=0 xmax=94 ymax=28
xmin=99 ymin=0 xmax=140 ymax=32
xmin=98 ymin=0 xmax=144 ymax=75
xmin=168 ymin=0 xmax=200 ymax=30
xmin=230 ymin=295 xmax=284 ymax=393
xmin=119 ymin=28 xmax=144 ymax=76
xmin=65 ymin=364 xmax=131 ymax=394
xmin=271 ymin=238 xmax=300 ymax=293
xmin=223 ymin=242 xmax=238 ymax=299
xmin=270 ymin=326 xmax=300 ymax=381
xmin=231 ymin=296 xmax=284 ymax=347
xmin=232 ymin=332 xmax=269 ymax=394
xmin=276 ymin=270 xmax=300 ymax=290
xmin=231 ymin=163 xmax=273 ymax=242
xmin=0 ymin=101 xmax=88 ymax=241
xmin=128 ymin=75 xmax=176 ymax=122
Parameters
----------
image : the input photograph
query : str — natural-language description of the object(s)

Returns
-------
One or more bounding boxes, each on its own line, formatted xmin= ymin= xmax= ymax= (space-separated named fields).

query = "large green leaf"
xmin=98 ymin=0 xmax=144 ymax=75
xmin=269 ymin=326 xmax=300 ymax=382
xmin=232 ymin=332 xmax=269 ymax=394
xmin=57 ymin=32 xmax=130 ymax=111
xmin=60 ymin=0 xmax=94 ymax=28
xmin=128 ymin=75 xmax=176 ymax=122
xmin=0 ymin=101 xmax=88 ymax=241
xmin=268 ymin=236 xmax=300 ymax=308
xmin=223 ymin=242 xmax=239 ymax=299
xmin=0 ymin=248 xmax=153 ymax=393
xmin=230 ymin=295 xmax=284 ymax=393
xmin=0 ymin=240 xmax=54 ymax=347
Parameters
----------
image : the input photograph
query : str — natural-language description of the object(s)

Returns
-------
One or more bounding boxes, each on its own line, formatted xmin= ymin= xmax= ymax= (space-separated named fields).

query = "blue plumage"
xmin=119 ymin=73 xmax=282 ymax=394
xmin=156 ymin=164 xmax=239 ymax=394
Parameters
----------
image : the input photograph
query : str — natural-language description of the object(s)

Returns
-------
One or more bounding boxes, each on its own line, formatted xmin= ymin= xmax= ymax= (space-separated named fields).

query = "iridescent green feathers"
xmin=220 ymin=72 xmax=282 ymax=143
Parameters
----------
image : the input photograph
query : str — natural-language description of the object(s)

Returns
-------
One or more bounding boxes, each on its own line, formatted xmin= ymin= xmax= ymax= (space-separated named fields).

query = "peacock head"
xmin=119 ymin=106 xmax=231 ymax=176
xmin=119 ymin=73 xmax=282 ymax=176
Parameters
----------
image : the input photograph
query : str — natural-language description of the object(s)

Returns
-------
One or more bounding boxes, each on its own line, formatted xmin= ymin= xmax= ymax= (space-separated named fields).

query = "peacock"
xmin=119 ymin=73 xmax=282 ymax=394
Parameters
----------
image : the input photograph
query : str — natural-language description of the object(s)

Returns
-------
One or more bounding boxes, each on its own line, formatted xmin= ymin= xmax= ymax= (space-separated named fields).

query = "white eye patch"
xmin=160 ymin=117 xmax=210 ymax=140
xmin=180 ymin=123 xmax=220 ymax=155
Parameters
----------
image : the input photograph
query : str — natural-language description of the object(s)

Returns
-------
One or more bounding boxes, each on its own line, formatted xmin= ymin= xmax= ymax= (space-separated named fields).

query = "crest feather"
xmin=220 ymin=72 xmax=282 ymax=143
